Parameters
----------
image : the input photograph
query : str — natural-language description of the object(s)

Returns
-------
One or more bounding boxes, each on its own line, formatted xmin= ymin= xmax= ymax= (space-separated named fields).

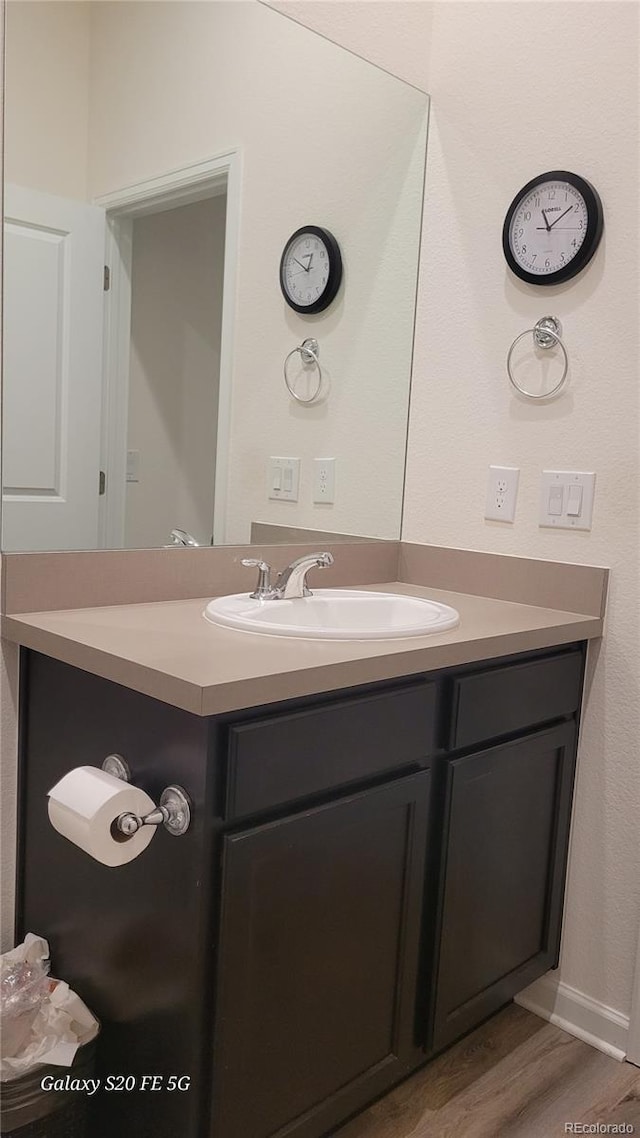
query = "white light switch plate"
xmin=540 ymin=470 xmax=596 ymax=530
xmin=268 ymin=457 xmax=300 ymax=502
xmin=485 ymin=466 xmax=520 ymax=522
xmin=126 ymin=450 xmax=140 ymax=483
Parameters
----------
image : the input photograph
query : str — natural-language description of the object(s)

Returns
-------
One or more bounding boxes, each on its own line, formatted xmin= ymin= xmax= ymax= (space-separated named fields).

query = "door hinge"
xmin=99 ymin=470 xmax=106 ymax=496
xmin=103 ymin=265 xmax=111 ymax=292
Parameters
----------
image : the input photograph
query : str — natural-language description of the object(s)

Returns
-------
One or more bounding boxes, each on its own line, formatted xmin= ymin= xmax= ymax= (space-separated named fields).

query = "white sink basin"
xmin=203 ymin=589 xmax=460 ymax=641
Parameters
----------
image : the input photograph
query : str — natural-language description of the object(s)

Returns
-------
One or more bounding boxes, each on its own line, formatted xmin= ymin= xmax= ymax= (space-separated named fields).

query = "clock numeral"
xmin=522 ymin=245 xmax=526 ymax=254
xmin=531 ymin=254 xmax=537 ymax=262
xmin=572 ymin=239 xmax=577 ymax=247
xmin=524 ymin=211 xmax=531 ymax=221
xmin=545 ymin=259 xmax=551 ymax=268
xmin=518 ymin=228 xmax=524 ymax=237
xmin=548 ymin=190 xmax=556 ymax=200
xmin=561 ymin=252 xmax=566 ymax=262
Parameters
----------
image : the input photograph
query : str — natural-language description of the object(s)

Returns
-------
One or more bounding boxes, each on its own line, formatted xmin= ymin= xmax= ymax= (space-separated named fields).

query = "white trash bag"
xmin=1 ymin=934 xmax=99 ymax=1081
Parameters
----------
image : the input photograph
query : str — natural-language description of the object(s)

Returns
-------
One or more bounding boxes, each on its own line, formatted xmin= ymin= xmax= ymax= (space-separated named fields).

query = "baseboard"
xmin=515 ymin=974 xmax=630 ymax=1061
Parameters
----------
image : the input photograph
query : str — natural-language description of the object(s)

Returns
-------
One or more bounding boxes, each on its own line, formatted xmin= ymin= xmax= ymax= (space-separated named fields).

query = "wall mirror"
xmin=2 ymin=0 xmax=428 ymax=552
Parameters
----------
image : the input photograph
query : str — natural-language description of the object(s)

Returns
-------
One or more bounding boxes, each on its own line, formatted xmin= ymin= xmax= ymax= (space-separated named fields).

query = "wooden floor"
xmin=335 ymin=1005 xmax=640 ymax=1138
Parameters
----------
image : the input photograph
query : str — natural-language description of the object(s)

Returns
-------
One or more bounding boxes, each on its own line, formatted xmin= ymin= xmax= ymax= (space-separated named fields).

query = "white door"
xmin=2 ymin=185 xmax=105 ymax=551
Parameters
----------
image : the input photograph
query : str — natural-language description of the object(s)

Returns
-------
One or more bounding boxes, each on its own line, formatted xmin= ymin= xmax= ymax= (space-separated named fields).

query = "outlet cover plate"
xmin=485 ymin=465 xmax=520 ymax=523
xmin=313 ymin=458 xmax=336 ymax=504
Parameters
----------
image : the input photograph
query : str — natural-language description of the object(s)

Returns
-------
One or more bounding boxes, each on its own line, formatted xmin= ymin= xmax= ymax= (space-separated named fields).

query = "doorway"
xmin=125 ymin=195 xmax=226 ymax=548
xmin=98 ymin=153 xmax=240 ymax=549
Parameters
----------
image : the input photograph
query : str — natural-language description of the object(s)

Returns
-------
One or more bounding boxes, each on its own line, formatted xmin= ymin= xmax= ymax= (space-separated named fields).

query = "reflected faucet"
xmin=274 ymin=552 xmax=334 ymax=600
xmin=168 ymin=529 xmax=200 ymax=547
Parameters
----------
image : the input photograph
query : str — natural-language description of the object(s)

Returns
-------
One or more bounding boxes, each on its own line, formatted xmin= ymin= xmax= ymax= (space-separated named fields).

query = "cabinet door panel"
xmin=212 ymin=772 xmax=430 ymax=1138
xmin=430 ymin=723 xmax=577 ymax=1052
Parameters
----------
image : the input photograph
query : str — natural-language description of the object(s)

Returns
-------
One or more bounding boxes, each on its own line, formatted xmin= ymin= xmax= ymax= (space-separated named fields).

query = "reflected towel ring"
xmin=284 ymin=339 xmax=323 ymax=405
xmin=506 ymin=316 xmax=569 ymax=400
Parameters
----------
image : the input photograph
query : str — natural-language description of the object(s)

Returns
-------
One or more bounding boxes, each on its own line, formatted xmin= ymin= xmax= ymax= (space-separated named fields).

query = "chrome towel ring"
xmin=284 ymin=338 xmax=323 ymax=405
xmin=507 ymin=316 xmax=569 ymax=400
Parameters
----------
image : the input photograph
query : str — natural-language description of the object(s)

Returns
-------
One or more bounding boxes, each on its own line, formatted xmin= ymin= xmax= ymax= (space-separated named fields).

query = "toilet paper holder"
xmin=102 ymin=755 xmax=191 ymax=838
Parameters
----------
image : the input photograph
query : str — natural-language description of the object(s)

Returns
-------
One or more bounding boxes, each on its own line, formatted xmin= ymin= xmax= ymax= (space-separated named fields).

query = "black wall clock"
xmin=502 ymin=171 xmax=603 ymax=286
xmin=279 ymin=225 xmax=343 ymax=313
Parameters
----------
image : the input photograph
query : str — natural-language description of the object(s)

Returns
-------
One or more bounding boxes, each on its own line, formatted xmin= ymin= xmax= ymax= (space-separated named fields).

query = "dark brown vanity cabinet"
xmin=213 ymin=773 xmax=430 ymax=1138
xmin=16 ymin=642 xmax=586 ymax=1138
xmin=429 ymin=722 xmax=578 ymax=1052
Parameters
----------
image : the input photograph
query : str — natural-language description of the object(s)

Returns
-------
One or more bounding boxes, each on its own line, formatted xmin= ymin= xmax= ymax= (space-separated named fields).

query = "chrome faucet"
xmin=241 ymin=552 xmax=334 ymax=600
xmin=168 ymin=529 xmax=200 ymax=547
xmin=274 ymin=552 xmax=334 ymax=599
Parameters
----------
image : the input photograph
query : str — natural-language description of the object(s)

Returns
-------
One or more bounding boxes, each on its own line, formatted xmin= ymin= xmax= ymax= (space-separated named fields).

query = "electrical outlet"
xmin=485 ymin=465 xmax=520 ymax=523
xmin=313 ymin=458 xmax=335 ymax=504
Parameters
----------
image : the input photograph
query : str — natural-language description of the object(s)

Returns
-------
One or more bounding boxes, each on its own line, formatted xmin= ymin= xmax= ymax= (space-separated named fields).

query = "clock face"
xmin=503 ymin=171 xmax=603 ymax=286
xmin=279 ymin=226 xmax=342 ymax=314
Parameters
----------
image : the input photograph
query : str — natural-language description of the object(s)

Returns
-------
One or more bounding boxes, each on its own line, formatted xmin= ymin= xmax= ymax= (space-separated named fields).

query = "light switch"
xmin=540 ymin=471 xmax=595 ymax=530
xmin=566 ymin=485 xmax=583 ymax=517
xmin=268 ymin=457 xmax=300 ymax=502
xmin=548 ymin=485 xmax=563 ymax=516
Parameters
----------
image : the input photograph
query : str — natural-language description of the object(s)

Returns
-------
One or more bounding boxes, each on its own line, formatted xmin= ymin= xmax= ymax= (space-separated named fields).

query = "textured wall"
xmin=404 ymin=2 xmax=638 ymax=1021
xmin=263 ymin=0 xmax=432 ymax=91
xmin=277 ymin=0 xmax=640 ymax=1027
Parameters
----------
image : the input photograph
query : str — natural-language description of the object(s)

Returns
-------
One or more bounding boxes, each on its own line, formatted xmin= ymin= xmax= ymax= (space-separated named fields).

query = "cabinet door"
xmin=211 ymin=772 xmax=431 ymax=1138
xmin=430 ymin=723 xmax=577 ymax=1052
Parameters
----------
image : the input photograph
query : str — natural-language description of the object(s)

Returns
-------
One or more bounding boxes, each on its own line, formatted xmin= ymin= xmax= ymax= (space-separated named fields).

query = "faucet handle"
xmin=241 ymin=559 xmax=273 ymax=599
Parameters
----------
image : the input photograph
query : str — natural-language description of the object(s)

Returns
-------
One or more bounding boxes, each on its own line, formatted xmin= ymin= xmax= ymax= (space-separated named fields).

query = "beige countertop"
xmin=2 ymin=582 xmax=602 ymax=716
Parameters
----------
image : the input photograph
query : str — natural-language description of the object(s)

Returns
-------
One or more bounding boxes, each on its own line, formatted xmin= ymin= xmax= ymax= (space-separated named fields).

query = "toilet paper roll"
xmin=47 ymin=766 xmax=157 ymax=867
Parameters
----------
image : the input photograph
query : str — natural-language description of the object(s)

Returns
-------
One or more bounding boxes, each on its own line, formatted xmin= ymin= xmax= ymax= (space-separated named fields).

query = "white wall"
xmin=88 ymin=0 xmax=427 ymax=542
xmin=406 ymin=1 xmax=639 ymax=1025
xmin=263 ymin=0 xmax=432 ymax=92
xmin=4 ymin=0 xmax=91 ymax=199
xmin=277 ymin=0 xmax=640 ymax=1043
xmin=126 ymin=196 xmax=226 ymax=549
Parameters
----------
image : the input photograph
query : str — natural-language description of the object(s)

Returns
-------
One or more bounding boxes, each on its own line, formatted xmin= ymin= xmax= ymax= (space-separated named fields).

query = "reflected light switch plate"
xmin=268 ymin=457 xmax=300 ymax=502
xmin=126 ymin=450 xmax=140 ymax=483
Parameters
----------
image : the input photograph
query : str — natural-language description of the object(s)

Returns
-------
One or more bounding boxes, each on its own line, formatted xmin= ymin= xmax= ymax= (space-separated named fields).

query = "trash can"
xmin=0 ymin=1035 xmax=98 ymax=1138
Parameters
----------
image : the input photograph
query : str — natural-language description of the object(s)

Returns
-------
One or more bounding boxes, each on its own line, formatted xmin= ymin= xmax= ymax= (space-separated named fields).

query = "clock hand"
xmin=293 ymin=257 xmax=308 ymax=271
xmin=548 ymin=205 xmax=574 ymax=230
xmin=541 ymin=209 xmax=552 ymax=233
